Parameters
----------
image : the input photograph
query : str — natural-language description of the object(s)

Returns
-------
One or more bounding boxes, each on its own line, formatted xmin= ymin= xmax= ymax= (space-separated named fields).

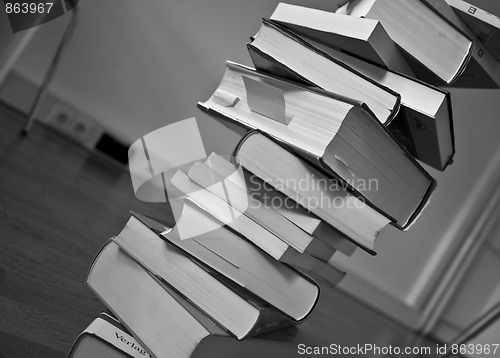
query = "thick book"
xmin=86 ymin=240 xmax=229 ymax=358
xmin=199 ymin=61 xmax=435 ymax=229
xmin=68 ymin=312 xmax=151 ymax=358
xmin=131 ymin=208 xmax=321 ymax=321
xmin=204 ymin=152 xmax=358 ymax=256
xmin=246 ymin=19 xmax=401 ymax=125
xmin=187 ymin=160 xmax=336 ymax=262
xmin=69 ymin=313 xmax=300 ymax=358
xmin=113 ymin=215 xmax=295 ymax=340
xmin=234 ymin=131 xmax=392 ymax=253
xmin=169 ymin=171 xmax=345 ymax=287
xmin=421 ymin=0 xmax=500 ymax=88
xmin=182 ymin=161 xmax=346 ymax=287
xmin=302 ymin=36 xmax=454 ymax=171
xmin=339 ymin=0 xmax=473 ymax=84
xmin=445 ymin=0 xmax=500 ymax=62
xmin=68 ymin=312 xmax=300 ymax=358
xmin=269 ymin=2 xmax=414 ymax=76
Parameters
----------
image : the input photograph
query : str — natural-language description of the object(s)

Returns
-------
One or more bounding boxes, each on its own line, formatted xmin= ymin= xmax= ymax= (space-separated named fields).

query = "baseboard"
xmin=0 ymin=69 xmax=128 ymax=165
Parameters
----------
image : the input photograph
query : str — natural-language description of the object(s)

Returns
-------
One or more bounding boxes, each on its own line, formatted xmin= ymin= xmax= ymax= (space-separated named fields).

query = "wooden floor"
xmin=0 ymin=104 xmax=440 ymax=357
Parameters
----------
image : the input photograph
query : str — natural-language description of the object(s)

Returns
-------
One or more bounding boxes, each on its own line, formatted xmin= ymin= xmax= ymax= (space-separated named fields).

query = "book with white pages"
xmin=169 ymin=171 xmax=345 ymax=287
xmin=445 ymin=0 xmax=500 ymax=62
xmin=302 ymin=36 xmax=454 ymax=171
xmin=187 ymin=160 xmax=336 ymax=262
xmin=269 ymin=2 xmax=414 ymax=76
xmin=421 ymin=0 xmax=500 ymax=88
xmin=130 ymin=207 xmax=321 ymax=321
xmin=246 ymin=19 xmax=401 ymax=125
xmin=87 ymin=241 xmax=230 ymax=358
xmin=199 ymin=60 xmax=435 ymax=229
xmin=233 ymin=131 xmax=392 ymax=253
xmin=204 ymin=153 xmax=357 ymax=256
xmin=339 ymin=0 xmax=473 ymax=85
xmin=113 ymin=215 xmax=295 ymax=340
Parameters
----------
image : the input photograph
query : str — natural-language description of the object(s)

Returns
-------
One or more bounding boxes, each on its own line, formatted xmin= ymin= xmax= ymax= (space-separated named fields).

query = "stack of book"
xmin=80 ymin=210 xmax=327 ymax=357
xmin=70 ymin=1 xmax=500 ymax=357
xmin=72 ymin=140 xmax=352 ymax=358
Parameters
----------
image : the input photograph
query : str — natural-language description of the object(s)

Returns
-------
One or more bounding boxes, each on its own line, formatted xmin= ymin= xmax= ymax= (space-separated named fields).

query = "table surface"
xmin=0 ymin=104 xmax=439 ymax=357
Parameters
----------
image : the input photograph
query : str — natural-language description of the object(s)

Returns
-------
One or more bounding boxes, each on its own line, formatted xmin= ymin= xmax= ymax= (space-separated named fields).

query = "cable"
xmin=21 ymin=1 xmax=79 ymax=135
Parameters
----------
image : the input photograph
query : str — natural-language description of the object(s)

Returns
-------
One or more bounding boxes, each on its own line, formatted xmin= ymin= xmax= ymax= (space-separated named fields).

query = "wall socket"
xmin=46 ymin=102 xmax=75 ymax=131
xmin=46 ymin=102 xmax=102 ymax=148
xmin=0 ymin=70 xmax=126 ymax=165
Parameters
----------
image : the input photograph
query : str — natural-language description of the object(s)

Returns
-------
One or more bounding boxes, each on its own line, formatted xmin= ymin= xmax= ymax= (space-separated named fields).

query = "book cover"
xmin=68 ymin=313 xmax=151 ymax=358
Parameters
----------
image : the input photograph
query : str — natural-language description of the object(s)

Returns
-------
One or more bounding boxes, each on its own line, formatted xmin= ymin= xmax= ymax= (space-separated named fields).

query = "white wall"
xmin=1 ymin=0 xmax=337 ymax=143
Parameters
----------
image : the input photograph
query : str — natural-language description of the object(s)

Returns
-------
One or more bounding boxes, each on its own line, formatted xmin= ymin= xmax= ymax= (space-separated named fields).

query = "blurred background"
xmin=1 ymin=0 xmax=500 ymax=350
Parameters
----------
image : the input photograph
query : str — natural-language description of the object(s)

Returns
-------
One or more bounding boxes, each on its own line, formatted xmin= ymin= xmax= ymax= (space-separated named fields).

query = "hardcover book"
xmin=204 ymin=152 xmax=358 ymax=256
xmin=339 ymin=0 xmax=473 ymax=84
xmin=113 ymin=215 xmax=295 ymax=340
xmin=301 ymin=36 xmax=454 ymax=171
xmin=421 ymin=0 xmax=500 ymax=88
xmin=187 ymin=160 xmax=336 ymax=262
xmin=446 ymin=0 xmax=500 ymax=62
xmin=170 ymin=172 xmax=345 ymax=287
xmin=234 ymin=131 xmax=392 ymax=253
xmin=199 ymin=61 xmax=435 ymax=229
xmin=87 ymin=241 xmax=229 ymax=358
xmin=130 ymin=208 xmax=322 ymax=321
xmin=247 ymin=19 xmax=401 ymax=125
xmin=269 ymin=2 xmax=414 ymax=75
xmin=69 ymin=312 xmax=301 ymax=358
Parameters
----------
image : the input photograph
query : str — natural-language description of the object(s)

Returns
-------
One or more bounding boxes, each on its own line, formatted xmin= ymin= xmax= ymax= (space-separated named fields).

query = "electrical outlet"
xmin=46 ymin=103 xmax=76 ymax=134
xmin=71 ymin=113 xmax=95 ymax=141
xmin=45 ymin=103 xmax=101 ymax=147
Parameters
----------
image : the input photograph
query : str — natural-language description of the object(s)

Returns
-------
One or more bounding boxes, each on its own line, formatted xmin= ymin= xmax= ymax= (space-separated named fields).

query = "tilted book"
xmin=87 ymin=241 xmax=229 ymax=358
xmin=339 ymin=0 xmax=473 ymax=85
xmin=130 ymin=208 xmax=321 ymax=322
xmin=113 ymin=215 xmax=296 ymax=340
xmin=269 ymin=2 xmax=414 ymax=76
xmin=69 ymin=312 xmax=300 ymax=358
xmin=234 ymin=131 xmax=392 ymax=253
xmin=187 ymin=160 xmax=336 ymax=262
xmin=246 ymin=19 xmax=401 ymax=125
xmin=421 ymin=0 xmax=500 ymax=88
xmin=199 ymin=61 xmax=435 ymax=230
xmin=169 ymin=171 xmax=345 ymax=287
xmin=445 ymin=0 xmax=500 ymax=62
xmin=300 ymin=35 xmax=454 ymax=171
xmin=204 ymin=152 xmax=358 ymax=256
